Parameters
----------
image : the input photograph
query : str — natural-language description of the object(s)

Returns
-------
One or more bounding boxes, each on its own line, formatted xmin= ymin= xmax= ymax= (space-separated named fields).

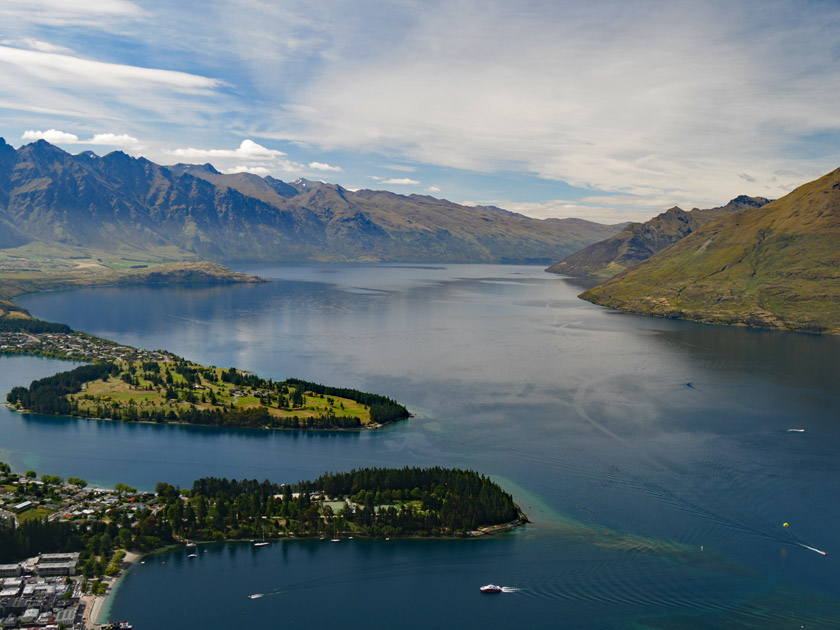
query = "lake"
xmin=6 ymin=264 xmax=840 ymax=628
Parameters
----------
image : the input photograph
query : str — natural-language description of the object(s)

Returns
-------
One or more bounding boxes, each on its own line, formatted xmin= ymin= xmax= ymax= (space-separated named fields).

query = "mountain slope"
xmin=546 ymin=196 xmax=770 ymax=277
xmin=580 ymin=167 xmax=840 ymax=333
xmin=0 ymin=139 xmax=623 ymax=264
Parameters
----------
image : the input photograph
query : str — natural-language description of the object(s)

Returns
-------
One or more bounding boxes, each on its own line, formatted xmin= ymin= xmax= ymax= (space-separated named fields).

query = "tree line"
xmin=149 ymin=467 xmax=522 ymax=541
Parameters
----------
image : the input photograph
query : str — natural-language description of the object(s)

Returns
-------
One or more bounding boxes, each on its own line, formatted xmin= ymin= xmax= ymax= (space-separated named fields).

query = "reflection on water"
xmin=8 ymin=264 xmax=840 ymax=629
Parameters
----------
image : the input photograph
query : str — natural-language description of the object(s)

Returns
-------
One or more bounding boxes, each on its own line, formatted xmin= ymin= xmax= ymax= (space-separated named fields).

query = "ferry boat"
xmin=479 ymin=584 xmax=502 ymax=593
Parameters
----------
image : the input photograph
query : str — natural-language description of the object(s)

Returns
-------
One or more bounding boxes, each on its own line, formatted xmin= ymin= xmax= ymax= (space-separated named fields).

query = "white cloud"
xmin=426 ymin=185 xmax=441 ymax=193
xmin=22 ymin=129 xmax=79 ymax=143
xmin=308 ymin=161 xmax=343 ymax=172
xmin=222 ymin=165 xmax=272 ymax=176
xmin=385 ymin=164 xmax=416 ymax=172
xmin=0 ymin=46 xmax=221 ymax=92
xmin=0 ymin=0 xmax=144 ymax=26
xmin=88 ymin=133 xmax=140 ymax=146
xmin=382 ymin=178 xmax=419 ymax=185
xmin=22 ymin=129 xmax=140 ymax=147
xmin=170 ymin=140 xmax=285 ymax=160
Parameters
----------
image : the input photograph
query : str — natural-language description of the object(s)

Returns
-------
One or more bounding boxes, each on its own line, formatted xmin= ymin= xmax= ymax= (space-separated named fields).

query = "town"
xmin=0 ymin=331 xmax=176 ymax=364
xmin=0 ymin=464 xmax=150 ymax=629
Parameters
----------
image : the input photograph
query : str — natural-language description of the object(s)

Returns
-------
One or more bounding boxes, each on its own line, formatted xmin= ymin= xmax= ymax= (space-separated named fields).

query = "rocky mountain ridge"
xmin=546 ymin=196 xmax=770 ymax=277
xmin=0 ymin=139 xmax=622 ymax=264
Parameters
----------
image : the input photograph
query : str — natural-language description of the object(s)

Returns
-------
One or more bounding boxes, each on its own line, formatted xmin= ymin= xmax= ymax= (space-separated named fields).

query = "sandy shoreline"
xmin=86 ymin=550 xmax=144 ymax=629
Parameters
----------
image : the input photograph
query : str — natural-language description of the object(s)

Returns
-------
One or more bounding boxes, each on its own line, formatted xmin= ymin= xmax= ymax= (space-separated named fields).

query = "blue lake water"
xmin=5 ymin=263 xmax=840 ymax=628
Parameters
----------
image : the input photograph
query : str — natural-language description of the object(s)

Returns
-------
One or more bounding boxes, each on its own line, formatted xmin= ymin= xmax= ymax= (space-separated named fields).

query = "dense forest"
xmin=6 ymin=363 xmax=118 ymax=414
xmin=164 ymin=467 xmax=523 ymax=540
xmin=0 ymin=317 xmax=72 ymax=334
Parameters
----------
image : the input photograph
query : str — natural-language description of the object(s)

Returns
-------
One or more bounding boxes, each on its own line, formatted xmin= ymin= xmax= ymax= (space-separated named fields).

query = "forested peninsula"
xmin=2 ymin=465 xmax=526 ymax=567
xmin=6 ymin=360 xmax=410 ymax=430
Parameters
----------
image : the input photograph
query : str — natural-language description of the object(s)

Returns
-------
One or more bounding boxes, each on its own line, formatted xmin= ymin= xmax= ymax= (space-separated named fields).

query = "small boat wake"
xmin=797 ymin=544 xmax=828 ymax=556
xmin=248 ymin=593 xmax=264 ymax=599
xmin=786 ymin=428 xmax=805 ymax=433
xmin=480 ymin=584 xmax=521 ymax=594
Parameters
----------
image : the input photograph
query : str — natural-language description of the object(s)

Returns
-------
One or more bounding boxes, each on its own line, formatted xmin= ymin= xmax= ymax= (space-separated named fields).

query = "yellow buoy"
xmin=783 ymin=522 xmax=789 ymax=527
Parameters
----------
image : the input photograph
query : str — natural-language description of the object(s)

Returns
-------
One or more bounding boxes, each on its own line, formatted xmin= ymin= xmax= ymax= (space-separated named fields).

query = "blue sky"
xmin=2 ymin=0 xmax=840 ymax=223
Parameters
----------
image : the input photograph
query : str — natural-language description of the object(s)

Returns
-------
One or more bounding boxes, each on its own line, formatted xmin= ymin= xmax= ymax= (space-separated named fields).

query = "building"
xmin=36 ymin=552 xmax=80 ymax=577
xmin=0 ymin=566 xmax=20 ymax=579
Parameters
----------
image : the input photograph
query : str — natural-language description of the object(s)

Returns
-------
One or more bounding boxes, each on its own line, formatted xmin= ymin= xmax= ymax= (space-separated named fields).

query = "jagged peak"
xmin=21 ymin=138 xmax=69 ymax=156
xmin=726 ymin=194 xmax=771 ymax=207
xmin=103 ymin=149 xmax=131 ymax=161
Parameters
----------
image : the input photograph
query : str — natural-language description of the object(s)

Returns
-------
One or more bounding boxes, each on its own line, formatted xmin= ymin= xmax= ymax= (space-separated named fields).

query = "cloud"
xmin=385 ymin=164 xmax=416 ymax=172
xmin=1 ymin=38 xmax=74 ymax=54
xmin=259 ymin=1 xmax=840 ymax=210
xmin=0 ymin=0 xmax=144 ymax=27
xmin=22 ymin=129 xmax=140 ymax=146
xmin=88 ymin=133 xmax=140 ymax=146
xmin=426 ymin=185 xmax=441 ymax=193
xmin=170 ymin=140 xmax=285 ymax=160
xmin=738 ymin=173 xmax=756 ymax=183
xmin=22 ymin=129 xmax=80 ymax=144
xmin=222 ymin=165 xmax=272 ymax=176
xmin=0 ymin=46 xmax=221 ymax=92
xmin=308 ymin=161 xmax=343 ymax=172
xmin=382 ymin=178 xmax=420 ymax=185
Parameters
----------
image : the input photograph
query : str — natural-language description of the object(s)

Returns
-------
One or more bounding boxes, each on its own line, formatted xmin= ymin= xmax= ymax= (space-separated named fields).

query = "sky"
xmin=2 ymin=0 xmax=840 ymax=223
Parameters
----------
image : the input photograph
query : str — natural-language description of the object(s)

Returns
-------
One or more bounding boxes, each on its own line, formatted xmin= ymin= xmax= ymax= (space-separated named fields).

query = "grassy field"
xmin=72 ymin=363 xmax=373 ymax=425
xmin=0 ymin=245 xmax=262 ymax=301
xmin=18 ymin=507 xmax=53 ymax=523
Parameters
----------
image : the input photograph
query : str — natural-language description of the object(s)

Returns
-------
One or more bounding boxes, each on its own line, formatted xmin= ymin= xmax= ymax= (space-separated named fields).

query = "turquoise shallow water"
xmin=6 ymin=264 xmax=840 ymax=628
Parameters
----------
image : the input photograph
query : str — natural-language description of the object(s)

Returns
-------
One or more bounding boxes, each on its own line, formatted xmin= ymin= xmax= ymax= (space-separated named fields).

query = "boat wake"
xmin=500 ymin=586 xmax=521 ymax=593
xmin=248 ymin=594 xmax=264 ymax=599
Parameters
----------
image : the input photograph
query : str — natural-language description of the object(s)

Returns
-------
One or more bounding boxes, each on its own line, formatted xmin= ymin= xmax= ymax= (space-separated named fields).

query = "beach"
xmin=86 ymin=551 xmax=144 ymax=628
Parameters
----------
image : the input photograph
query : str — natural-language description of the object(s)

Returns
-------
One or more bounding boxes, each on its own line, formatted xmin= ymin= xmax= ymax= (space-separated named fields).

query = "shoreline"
xmin=4 ymin=401 xmax=404 ymax=433
xmin=84 ymin=551 xmax=144 ymax=629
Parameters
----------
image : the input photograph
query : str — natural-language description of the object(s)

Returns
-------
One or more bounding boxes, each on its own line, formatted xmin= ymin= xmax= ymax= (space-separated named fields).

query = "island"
xmin=6 ymin=359 xmax=410 ymax=430
xmin=0 ymin=463 xmax=527 ymax=628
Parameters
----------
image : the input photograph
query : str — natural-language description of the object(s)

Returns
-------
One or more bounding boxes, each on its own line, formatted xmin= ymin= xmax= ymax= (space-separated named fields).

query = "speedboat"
xmin=479 ymin=584 xmax=502 ymax=593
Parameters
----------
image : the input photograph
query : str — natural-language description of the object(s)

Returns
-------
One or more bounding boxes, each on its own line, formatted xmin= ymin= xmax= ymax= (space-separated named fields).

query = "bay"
xmin=5 ymin=263 xmax=840 ymax=628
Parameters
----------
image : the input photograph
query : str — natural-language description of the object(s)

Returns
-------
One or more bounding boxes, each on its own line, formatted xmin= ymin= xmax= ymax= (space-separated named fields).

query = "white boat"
xmin=254 ymin=541 xmax=269 ymax=547
xmin=187 ymin=553 xmax=198 ymax=558
xmin=479 ymin=584 xmax=502 ymax=593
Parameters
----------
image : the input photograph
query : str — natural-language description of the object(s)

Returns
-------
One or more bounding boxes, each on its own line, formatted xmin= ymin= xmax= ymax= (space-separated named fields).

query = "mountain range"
xmin=0 ymin=139 xmax=622 ymax=264
xmin=546 ymin=196 xmax=770 ymax=277
xmin=580 ymin=166 xmax=840 ymax=334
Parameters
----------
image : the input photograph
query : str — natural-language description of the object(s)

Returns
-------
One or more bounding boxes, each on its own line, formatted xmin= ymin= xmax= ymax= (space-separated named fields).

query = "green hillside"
xmin=580 ymin=167 xmax=840 ymax=334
